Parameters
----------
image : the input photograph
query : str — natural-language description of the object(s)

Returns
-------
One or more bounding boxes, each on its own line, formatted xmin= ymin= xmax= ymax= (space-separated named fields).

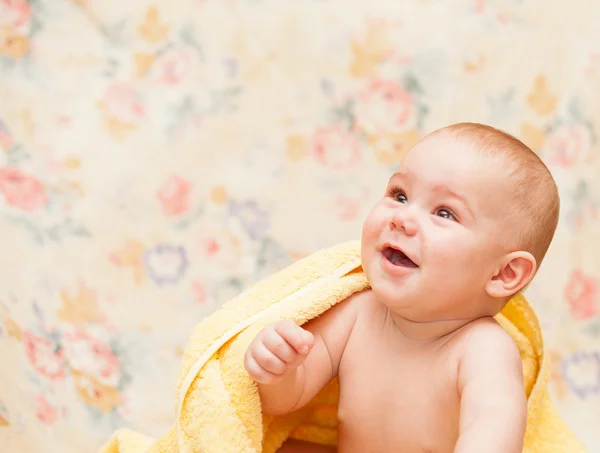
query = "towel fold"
xmin=100 ymin=240 xmax=587 ymax=453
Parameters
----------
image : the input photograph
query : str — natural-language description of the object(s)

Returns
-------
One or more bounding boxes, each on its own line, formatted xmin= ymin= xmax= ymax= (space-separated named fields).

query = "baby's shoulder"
xmin=452 ymin=318 xmax=525 ymax=395
xmin=453 ymin=317 xmax=521 ymax=363
xmin=307 ymin=288 xmax=372 ymax=330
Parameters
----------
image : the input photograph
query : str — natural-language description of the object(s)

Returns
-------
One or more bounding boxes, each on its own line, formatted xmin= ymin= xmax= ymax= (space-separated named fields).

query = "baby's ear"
xmin=485 ymin=251 xmax=537 ymax=299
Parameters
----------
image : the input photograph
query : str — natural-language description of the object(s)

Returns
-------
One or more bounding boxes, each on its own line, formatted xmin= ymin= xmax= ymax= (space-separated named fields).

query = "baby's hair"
xmin=436 ymin=122 xmax=560 ymax=269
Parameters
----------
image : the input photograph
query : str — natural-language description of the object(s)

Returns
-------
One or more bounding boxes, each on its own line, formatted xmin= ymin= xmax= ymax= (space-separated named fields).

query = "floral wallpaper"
xmin=0 ymin=0 xmax=599 ymax=452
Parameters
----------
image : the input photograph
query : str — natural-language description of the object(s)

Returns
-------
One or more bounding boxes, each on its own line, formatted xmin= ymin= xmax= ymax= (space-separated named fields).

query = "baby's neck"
xmin=386 ymin=308 xmax=478 ymax=341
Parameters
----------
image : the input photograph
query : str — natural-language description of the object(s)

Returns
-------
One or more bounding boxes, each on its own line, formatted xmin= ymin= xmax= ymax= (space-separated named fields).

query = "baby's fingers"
xmin=252 ymin=343 xmax=287 ymax=374
xmin=273 ymin=320 xmax=314 ymax=354
xmin=244 ymin=353 xmax=277 ymax=384
xmin=262 ymin=328 xmax=296 ymax=363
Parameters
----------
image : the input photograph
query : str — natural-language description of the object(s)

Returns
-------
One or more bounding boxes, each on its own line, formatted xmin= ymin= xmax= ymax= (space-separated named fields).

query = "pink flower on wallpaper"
xmin=334 ymin=196 xmax=361 ymax=221
xmin=35 ymin=395 xmax=58 ymax=425
xmin=546 ymin=124 xmax=591 ymax=168
xmin=564 ymin=270 xmax=598 ymax=321
xmin=191 ymin=280 xmax=208 ymax=305
xmin=102 ymin=83 xmax=145 ymax=124
xmin=355 ymin=79 xmax=414 ymax=134
xmin=0 ymin=0 xmax=32 ymax=29
xmin=197 ymin=221 xmax=244 ymax=271
xmin=154 ymin=47 xmax=198 ymax=85
xmin=311 ymin=125 xmax=361 ymax=169
xmin=63 ymin=331 xmax=120 ymax=387
xmin=157 ymin=175 xmax=191 ymax=217
xmin=0 ymin=167 xmax=48 ymax=211
xmin=23 ymin=331 xmax=66 ymax=380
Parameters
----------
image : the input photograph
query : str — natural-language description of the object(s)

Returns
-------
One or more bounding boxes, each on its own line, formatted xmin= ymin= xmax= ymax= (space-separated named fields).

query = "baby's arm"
xmin=454 ymin=323 xmax=527 ymax=453
xmin=244 ymin=294 xmax=359 ymax=415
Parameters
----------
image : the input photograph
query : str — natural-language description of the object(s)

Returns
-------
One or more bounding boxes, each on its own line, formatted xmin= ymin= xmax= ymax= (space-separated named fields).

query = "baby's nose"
xmin=390 ymin=209 xmax=418 ymax=236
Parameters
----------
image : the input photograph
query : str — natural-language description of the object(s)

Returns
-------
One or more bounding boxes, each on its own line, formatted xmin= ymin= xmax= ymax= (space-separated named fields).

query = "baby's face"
xmin=361 ymin=133 xmax=515 ymax=321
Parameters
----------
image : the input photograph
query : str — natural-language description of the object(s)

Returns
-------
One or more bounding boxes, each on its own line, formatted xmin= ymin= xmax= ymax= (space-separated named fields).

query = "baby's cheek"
xmin=433 ymin=237 xmax=476 ymax=268
xmin=361 ymin=209 xmax=384 ymax=240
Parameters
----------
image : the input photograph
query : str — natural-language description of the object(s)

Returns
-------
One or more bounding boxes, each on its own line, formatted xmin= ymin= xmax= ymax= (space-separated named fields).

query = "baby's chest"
xmin=338 ymin=355 xmax=459 ymax=422
xmin=336 ymin=337 xmax=461 ymax=451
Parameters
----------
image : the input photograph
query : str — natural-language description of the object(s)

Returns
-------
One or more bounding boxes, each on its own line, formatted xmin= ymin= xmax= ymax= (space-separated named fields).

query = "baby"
xmin=244 ymin=122 xmax=560 ymax=453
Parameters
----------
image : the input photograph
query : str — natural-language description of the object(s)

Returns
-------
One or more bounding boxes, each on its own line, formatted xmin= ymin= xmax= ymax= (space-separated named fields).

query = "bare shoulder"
xmin=299 ymin=289 xmax=373 ymax=379
xmin=454 ymin=318 xmax=527 ymax=448
xmin=303 ymin=289 xmax=372 ymax=331
xmin=462 ymin=318 xmax=520 ymax=361
xmin=456 ymin=317 xmax=520 ymax=354
xmin=455 ymin=317 xmax=524 ymax=386
xmin=300 ymin=289 xmax=372 ymax=354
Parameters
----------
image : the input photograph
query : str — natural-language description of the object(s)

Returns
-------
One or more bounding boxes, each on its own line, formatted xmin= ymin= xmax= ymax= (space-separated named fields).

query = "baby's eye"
xmin=435 ymin=208 xmax=457 ymax=221
xmin=396 ymin=193 xmax=408 ymax=204
xmin=387 ymin=188 xmax=408 ymax=204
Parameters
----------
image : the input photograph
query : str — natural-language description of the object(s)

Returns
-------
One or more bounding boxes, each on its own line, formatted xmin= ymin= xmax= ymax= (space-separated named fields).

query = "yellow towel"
xmin=100 ymin=240 xmax=587 ymax=453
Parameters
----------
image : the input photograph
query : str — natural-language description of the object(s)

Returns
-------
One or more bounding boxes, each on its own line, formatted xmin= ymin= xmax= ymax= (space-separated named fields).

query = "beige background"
xmin=0 ymin=1 xmax=599 ymax=452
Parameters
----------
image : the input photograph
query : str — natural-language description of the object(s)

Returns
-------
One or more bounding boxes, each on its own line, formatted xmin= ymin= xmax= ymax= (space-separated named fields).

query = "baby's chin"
xmin=369 ymin=282 xmax=419 ymax=310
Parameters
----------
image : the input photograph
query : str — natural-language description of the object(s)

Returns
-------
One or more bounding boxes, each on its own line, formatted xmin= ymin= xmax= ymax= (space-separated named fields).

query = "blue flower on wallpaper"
xmin=228 ymin=199 xmax=270 ymax=240
xmin=143 ymin=244 xmax=189 ymax=286
xmin=561 ymin=350 xmax=600 ymax=399
xmin=0 ymin=119 xmax=12 ymax=149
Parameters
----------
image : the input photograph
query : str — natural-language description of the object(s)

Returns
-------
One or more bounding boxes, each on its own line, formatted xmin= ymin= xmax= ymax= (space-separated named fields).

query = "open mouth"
xmin=382 ymin=246 xmax=418 ymax=268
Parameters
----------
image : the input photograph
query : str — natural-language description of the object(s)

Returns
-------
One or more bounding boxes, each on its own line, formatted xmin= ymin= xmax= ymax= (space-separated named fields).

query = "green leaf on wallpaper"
xmin=330 ymin=98 xmax=356 ymax=131
xmin=5 ymin=216 xmax=44 ymax=244
xmin=180 ymin=25 xmax=204 ymax=57
xmin=70 ymin=224 xmax=92 ymax=238
xmin=225 ymin=277 xmax=244 ymax=293
xmin=402 ymin=73 xmax=423 ymax=95
xmin=99 ymin=19 xmax=128 ymax=45
xmin=173 ymin=206 xmax=204 ymax=230
xmin=586 ymin=322 xmax=600 ymax=337
xmin=573 ymin=180 xmax=589 ymax=203
xmin=5 ymin=145 xmax=30 ymax=166
xmin=5 ymin=216 xmax=91 ymax=244
xmin=416 ymin=104 xmax=429 ymax=129
xmin=487 ymin=88 xmax=516 ymax=123
xmin=175 ymin=96 xmax=195 ymax=116
xmin=209 ymin=86 xmax=243 ymax=114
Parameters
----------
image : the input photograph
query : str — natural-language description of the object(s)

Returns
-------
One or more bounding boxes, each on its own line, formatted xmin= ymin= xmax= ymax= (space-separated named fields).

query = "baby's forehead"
xmin=396 ymin=138 xmax=516 ymax=203
xmin=400 ymin=134 xmax=509 ymax=177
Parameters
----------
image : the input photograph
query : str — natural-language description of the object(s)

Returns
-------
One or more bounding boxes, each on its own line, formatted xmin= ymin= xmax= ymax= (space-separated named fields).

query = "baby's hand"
xmin=244 ymin=320 xmax=315 ymax=385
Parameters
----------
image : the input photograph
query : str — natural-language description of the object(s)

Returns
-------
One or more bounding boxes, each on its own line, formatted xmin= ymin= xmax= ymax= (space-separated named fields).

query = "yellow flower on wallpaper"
xmin=97 ymin=83 xmax=145 ymax=140
xmin=5 ymin=316 xmax=23 ymax=341
xmin=369 ymin=130 xmax=420 ymax=165
xmin=463 ymin=55 xmax=486 ymax=73
xmin=286 ymin=135 xmax=308 ymax=161
xmin=72 ymin=370 xmax=121 ymax=413
xmin=521 ymin=122 xmax=546 ymax=152
xmin=548 ymin=351 xmax=568 ymax=400
xmin=137 ymin=6 xmax=169 ymax=44
xmin=527 ymin=75 xmax=558 ymax=117
xmin=62 ymin=156 xmax=82 ymax=170
xmin=0 ymin=28 xmax=29 ymax=60
xmin=1 ymin=304 xmax=23 ymax=341
xmin=0 ymin=0 xmax=30 ymax=59
xmin=109 ymin=239 xmax=145 ymax=284
xmin=349 ymin=20 xmax=393 ymax=78
xmin=133 ymin=52 xmax=155 ymax=78
xmin=209 ymin=185 xmax=228 ymax=204
xmin=58 ymin=284 xmax=105 ymax=327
